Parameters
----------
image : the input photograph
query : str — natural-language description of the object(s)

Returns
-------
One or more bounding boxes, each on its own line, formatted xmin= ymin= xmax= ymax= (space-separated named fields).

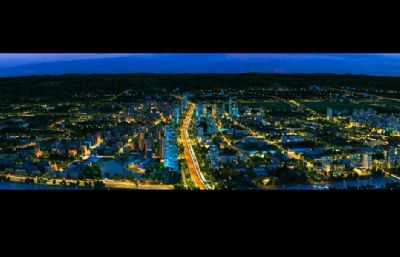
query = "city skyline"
xmin=2 ymin=73 xmax=400 ymax=190
xmin=1 ymin=53 xmax=400 ymax=77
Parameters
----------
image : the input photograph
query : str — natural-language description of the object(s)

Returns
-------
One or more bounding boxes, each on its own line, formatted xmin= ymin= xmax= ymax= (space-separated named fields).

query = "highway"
xmin=382 ymin=170 xmax=400 ymax=181
xmin=180 ymin=103 xmax=210 ymax=190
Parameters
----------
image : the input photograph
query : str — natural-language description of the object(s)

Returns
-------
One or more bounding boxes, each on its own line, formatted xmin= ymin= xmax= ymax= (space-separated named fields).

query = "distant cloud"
xmin=223 ymin=53 xmax=348 ymax=61
xmin=0 ymin=53 xmax=154 ymax=68
xmin=375 ymin=53 xmax=400 ymax=56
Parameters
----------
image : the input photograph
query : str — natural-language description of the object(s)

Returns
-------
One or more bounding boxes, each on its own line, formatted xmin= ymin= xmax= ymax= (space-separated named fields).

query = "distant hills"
xmin=0 ymin=55 xmax=249 ymax=77
xmin=1 ymin=54 xmax=400 ymax=77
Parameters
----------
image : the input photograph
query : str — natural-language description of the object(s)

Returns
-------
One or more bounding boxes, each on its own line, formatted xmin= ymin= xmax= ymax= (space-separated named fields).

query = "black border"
xmin=1 ymin=20 xmax=399 ymax=229
xmin=2 ymin=22 xmax=400 ymax=53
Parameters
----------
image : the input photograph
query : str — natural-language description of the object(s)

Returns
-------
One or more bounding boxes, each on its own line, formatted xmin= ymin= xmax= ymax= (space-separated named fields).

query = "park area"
xmin=301 ymin=99 xmax=400 ymax=114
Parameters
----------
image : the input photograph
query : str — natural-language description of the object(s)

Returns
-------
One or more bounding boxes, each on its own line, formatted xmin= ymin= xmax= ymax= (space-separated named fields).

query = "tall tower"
xmin=212 ymin=104 xmax=217 ymax=117
xmin=220 ymin=104 xmax=226 ymax=115
xmin=327 ymin=108 xmax=333 ymax=120
xmin=145 ymin=137 xmax=153 ymax=151
xmin=387 ymin=146 xmax=398 ymax=169
xmin=202 ymin=103 xmax=207 ymax=116
xmin=138 ymin=132 xmax=145 ymax=151
xmin=182 ymin=94 xmax=188 ymax=110
xmin=158 ymin=138 xmax=165 ymax=159
xmin=173 ymin=107 xmax=180 ymax=124
xmin=164 ymin=125 xmax=179 ymax=171
xmin=362 ymin=153 xmax=372 ymax=169
xmin=228 ymin=97 xmax=233 ymax=116
xmin=195 ymin=105 xmax=201 ymax=119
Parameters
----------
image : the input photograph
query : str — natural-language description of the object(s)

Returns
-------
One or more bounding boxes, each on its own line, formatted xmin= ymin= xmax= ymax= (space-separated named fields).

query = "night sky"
xmin=0 ymin=53 xmax=399 ymax=77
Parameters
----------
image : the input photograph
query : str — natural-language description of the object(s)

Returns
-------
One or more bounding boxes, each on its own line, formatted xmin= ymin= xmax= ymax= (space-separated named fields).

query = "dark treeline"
xmin=2 ymin=73 xmax=400 ymax=102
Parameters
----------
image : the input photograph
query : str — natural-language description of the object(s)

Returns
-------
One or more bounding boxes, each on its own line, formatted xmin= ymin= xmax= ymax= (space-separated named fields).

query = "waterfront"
xmin=0 ymin=182 xmax=89 ymax=190
xmin=99 ymin=154 xmax=145 ymax=179
xmin=279 ymin=177 xmax=400 ymax=190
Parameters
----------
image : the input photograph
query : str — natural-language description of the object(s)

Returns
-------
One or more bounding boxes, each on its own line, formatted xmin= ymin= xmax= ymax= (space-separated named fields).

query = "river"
xmin=0 ymin=182 xmax=89 ymax=190
xmin=278 ymin=177 xmax=400 ymax=190
xmin=99 ymin=154 xmax=145 ymax=179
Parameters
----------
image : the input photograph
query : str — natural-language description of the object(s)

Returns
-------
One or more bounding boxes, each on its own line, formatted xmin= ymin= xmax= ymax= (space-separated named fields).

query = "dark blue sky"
xmin=0 ymin=53 xmax=400 ymax=77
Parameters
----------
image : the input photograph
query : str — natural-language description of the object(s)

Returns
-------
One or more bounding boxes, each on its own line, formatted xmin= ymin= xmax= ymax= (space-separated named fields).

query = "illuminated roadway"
xmin=214 ymin=117 xmax=246 ymax=157
xmin=232 ymin=117 xmax=314 ymax=169
xmin=382 ymin=170 xmax=400 ymax=181
xmin=180 ymin=103 xmax=210 ymax=190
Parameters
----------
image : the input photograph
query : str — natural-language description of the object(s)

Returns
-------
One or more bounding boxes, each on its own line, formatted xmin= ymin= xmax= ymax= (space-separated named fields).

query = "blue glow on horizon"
xmin=0 ymin=53 xmax=400 ymax=76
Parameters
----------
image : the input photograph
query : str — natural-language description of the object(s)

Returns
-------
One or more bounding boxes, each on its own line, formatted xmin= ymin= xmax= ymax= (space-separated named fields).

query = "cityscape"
xmin=2 ymin=54 xmax=400 ymax=190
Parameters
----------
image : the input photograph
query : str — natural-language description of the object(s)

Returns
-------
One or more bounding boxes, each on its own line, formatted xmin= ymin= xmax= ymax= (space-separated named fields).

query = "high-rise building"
xmin=146 ymin=149 xmax=153 ymax=159
xmin=158 ymin=138 xmax=164 ymax=158
xmin=220 ymin=104 xmax=226 ymax=115
xmin=232 ymin=105 xmax=239 ymax=117
xmin=228 ymin=97 xmax=233 ymax=116
xmin=138 ymin=132 xmax=145 ymax=151
xmin=327 ymin=108 xmax=333 ymax=120
xmin=362 ymin=153 xmax=372 ymax=169
xmin=164 ymin=125 xmax=179 ymax=171
xmin=202 ymin=103 xmax=207 ymax=116
xmin=208 ymin=144 xmax=220 ymax=170
xmin=145 ymin=138 xmax=153 ymax=151
xmin=197 ymin=127 xmax=204 ymax=137
xmin=182 ymin=94 xmax=188 ymax=110
xmin=387 ymin=146 xmax=398 ymax=169
xmin=212 ymin=104 xmax=217 ymax=117
xmin=207 ymin=118 xmax=216 ymax=134
xmin=195 ymin=105 xmax=201 ymax=119
xmin=173 ymin=107 xmax=180 ymax=124
xmin=156 ymin=130 xmax=162 ymax=140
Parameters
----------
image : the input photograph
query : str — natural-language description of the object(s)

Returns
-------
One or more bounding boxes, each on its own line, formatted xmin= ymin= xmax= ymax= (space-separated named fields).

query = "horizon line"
xmin=0 ymin=71 xmax=399 ymax=79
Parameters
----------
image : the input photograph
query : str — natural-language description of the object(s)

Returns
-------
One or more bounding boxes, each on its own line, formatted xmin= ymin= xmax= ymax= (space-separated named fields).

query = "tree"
xmin=80 ymin=164 xmax=102 ymax=179
xmin=94 ymin=180 xmax=105 ymax=189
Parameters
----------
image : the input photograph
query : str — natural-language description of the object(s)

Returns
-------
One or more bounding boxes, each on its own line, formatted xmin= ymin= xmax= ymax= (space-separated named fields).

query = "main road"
xmin=180 ymin=102 xmax=210 ymax=190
